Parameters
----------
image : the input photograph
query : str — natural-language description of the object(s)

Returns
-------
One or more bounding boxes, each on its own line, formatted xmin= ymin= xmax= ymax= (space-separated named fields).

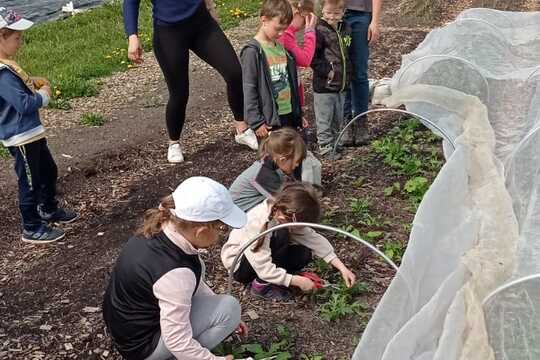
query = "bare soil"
xmin=0 ymin=2 xmax=536 ymax=359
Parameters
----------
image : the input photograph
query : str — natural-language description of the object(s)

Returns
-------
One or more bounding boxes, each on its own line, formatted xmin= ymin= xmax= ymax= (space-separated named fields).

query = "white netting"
xmin=353 ymin=8 xmax=540 ymax=360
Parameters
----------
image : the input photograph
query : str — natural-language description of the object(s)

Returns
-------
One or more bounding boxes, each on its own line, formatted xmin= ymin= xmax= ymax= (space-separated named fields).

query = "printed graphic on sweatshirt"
xmin=262 ymin=43 xmax=292 ymax=115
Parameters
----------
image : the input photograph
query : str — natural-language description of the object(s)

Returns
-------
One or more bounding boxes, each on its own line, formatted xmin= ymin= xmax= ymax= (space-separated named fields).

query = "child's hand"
xmin=340 ymin=268 xmax=357 ymax=288
xmin=255 ymin=124 xmax=270 ymax=138
xmin=291 ymin=275 xmax=317 ymax=292
xmin=40 ymin=85 xmax=52 ymax=97
xmin=32 ymin=77 xmax=50 ymax=89
xmin=128 ymin=35 xmax=144 ymax=64
xmin=225 ymin=356 xmax=234 ymax=360
xmin=235 ymin=321 xmax=249 ymax=337
xmin=305 ymin=13 xmax=317 ymax=31
xmin=302 ymin=116 xmax=309 ymax=129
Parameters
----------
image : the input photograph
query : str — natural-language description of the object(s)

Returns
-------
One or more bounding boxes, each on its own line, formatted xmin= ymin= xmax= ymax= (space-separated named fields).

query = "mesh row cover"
xmin=353 ymin=8 xmax=540 ymax=360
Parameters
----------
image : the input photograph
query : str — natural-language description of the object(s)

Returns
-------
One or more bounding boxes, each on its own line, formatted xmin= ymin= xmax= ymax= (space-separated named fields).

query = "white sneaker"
xmin=235 ymin=128 xmax=259 ymax=150
xmin=167 ymin=142 xmax=184 ymax=163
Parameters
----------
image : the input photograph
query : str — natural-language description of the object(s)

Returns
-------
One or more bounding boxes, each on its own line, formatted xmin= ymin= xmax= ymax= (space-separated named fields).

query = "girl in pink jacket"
xmin=277 ymin=0 xmax=317 ymax=116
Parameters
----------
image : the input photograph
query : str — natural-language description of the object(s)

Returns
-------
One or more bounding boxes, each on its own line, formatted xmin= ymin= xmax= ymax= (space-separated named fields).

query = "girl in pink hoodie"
xmin=277 ymin=0 xmax=317 ymax=125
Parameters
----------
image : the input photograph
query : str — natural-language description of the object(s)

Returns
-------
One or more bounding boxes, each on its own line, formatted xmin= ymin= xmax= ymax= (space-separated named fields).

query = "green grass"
xmin=0 ymin=144 xmax=9 ymax=158
xmin=80 ymin=112 xmax=106 ymax=127
xmin=16 ymin=0 xmax=260 ymax=106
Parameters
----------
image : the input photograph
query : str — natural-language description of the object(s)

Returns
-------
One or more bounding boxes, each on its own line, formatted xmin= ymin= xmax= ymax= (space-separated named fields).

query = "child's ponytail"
xmin=252 ymin=182 xmax=321 ymax=251
xmin=137 ymin=195 xmax=176 ymax=238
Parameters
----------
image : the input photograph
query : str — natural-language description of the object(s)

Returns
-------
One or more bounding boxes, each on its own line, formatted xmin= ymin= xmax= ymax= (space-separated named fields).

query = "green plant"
xmin=404 ymin=176 xmax=429 ymax=205
xmin=0 ymin=144 xmax=9 ymax=159
xmin=365 ymin=231 xmax=384 ymax=241
xmin=80 ymin=112 xmax=106 ymax=127
xmin=320 ymin=292 xmax=365 ymax=321
xmin=383 ymin=241 xmax=406 ymax=263
xmin=300 ymin=355 xmax=324 ymax=360
xmin=315 ymin=280 xmax=369 ymax=321
xmin=214 ymin=325 xmax=293 ymax=359
xmin=384 ymin=182 xmax=401 ymax=197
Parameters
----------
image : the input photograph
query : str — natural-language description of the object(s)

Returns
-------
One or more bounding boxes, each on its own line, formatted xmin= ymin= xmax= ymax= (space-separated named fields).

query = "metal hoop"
xmin=482 ymin=273 xmax=540 ymax=306
xmin=458 ymin=8 xmax=515 ymax=28
xmin=227 ymin=222 xmax=399 ymax=294
xmin=395 ymin=54 xmax=490 ymax=104
xmin=332 ymin=108 xmax=457 ymax=159
xmin=525 ymin=66 xmax=540 ymax=83
xmin=452 ymin=17 xmax=509 ymax=42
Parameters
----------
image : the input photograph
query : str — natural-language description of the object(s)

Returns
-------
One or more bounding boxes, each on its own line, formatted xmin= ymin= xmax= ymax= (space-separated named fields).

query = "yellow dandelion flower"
xmin=55 ymin=90 xmax=61 ymax=96
xmin=127 ymin=64 xmax=134 ymax=68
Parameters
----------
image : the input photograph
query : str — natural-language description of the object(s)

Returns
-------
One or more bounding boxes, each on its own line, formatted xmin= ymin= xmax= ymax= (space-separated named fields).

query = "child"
xmin=241 ymin=0 xmax=303 ymax=139
xmin=229 ymin=128 xmax=306 ymax=212
xmin=222 ymin=182 xmax=356 ymax=300
xmin=277 ymin=0 xmax=317 ymax=115
xmin=103 ymin=177 xmax=249 ymax=360
xmin=0 ymin=7 xmax=78 ymax=243
xmin=311 ymin=0 xmax=353 ymax=158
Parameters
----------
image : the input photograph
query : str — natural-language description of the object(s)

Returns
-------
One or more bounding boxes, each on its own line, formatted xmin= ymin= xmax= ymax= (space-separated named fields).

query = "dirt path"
xmin=0 ymin=2 xmax=536 ymax=359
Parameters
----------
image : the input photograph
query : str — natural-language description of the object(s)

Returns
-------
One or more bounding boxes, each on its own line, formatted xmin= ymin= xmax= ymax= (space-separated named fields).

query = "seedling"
xmin=384 ymin=182 xmax=401 ymax=197
xmin=320 ymin=292 xmax=365 ymax=321
xmin=383 ymin=241 xmax=406 ymax=263
xmin=404 ymin=176 xmax=429 ymax=205
xmin=214 ymin=325 xmax=293 ymax=359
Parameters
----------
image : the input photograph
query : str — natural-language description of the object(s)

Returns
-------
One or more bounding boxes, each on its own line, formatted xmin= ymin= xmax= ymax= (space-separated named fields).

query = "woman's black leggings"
xmin=153 ymin=4 xmax=244 ymax=141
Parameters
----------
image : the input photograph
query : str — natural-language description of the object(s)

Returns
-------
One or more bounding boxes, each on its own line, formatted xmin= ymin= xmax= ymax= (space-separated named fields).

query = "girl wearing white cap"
xmin=103 ymin=177 xmax=249 ymax=360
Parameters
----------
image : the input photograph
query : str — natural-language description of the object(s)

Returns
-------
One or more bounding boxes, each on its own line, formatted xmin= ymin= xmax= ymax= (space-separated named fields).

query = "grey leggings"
xmin=145 ymin=294 xmax=241 ymax=360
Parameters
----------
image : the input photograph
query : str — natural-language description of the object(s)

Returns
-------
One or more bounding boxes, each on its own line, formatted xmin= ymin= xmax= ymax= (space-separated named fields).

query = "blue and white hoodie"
xmin=0 ymin=63 xmax=49 ymax=147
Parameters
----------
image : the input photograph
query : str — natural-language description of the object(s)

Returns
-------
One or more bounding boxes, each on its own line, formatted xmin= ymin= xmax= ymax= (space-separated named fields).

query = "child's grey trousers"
xmin=313 ymin=92 xmax=348 ymax=153
xmin=145 ymin=294 xmax=241 ymax=360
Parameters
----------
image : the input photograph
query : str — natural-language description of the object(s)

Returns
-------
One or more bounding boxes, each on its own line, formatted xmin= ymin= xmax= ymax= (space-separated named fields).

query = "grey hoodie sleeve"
xmin=240 ymin=46 xmax=266 ymax=130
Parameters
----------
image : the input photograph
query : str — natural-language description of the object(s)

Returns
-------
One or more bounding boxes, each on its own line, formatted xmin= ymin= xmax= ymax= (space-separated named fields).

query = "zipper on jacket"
xmin=336 ymin=23 xmax=347 ymax=92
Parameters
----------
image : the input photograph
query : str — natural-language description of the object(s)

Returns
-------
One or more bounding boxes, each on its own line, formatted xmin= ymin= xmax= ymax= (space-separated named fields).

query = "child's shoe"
xmin=167 ymin=141 xmax=184 ymax=163
xmin=235 ymin=128 xmax=259 ymax=151
xmin=319 ymin=145 xmax=341 ymax=160
xmin=22 ymin=224 xmax=65 ymax=244
xmin=38 ymin=205 xmax=79 ymax=224
xmin=250 ymin=279 xmax=291 ymax=301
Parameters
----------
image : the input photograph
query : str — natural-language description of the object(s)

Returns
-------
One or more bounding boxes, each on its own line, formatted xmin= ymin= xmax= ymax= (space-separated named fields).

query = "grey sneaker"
xmin=38 ymin=205 xmax=79 ymax=224
xmin=22 ymin=225 xmax=65 ymax=244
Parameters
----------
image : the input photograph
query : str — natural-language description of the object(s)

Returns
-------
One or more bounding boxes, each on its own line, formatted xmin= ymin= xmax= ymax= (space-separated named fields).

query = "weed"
xmin=352 ymin=176 xmax=366 ymax=188
xmin=300 ymin=355 xmax=324 ymax=360
xmin=320 ymin=292 xmax=365 ymax=321
xmin=365 ymin=231 xmax=384 ymax=241
xmin=383 ymin=241 xmax=406 ymax=263
xmin=384 ymin=182 xmax=401 ymax=197
xmin=315 ymin=280 xmax=369 ymax=322
xmin=80 ymin=112 xmax=106 ymax=127
xmin=0 ymin=144 xmax=9 ymax=159
xmin=214 ymin=325 xmax=293 ymax=359
xmin=404 ymin=176 xmax=429 ymax=206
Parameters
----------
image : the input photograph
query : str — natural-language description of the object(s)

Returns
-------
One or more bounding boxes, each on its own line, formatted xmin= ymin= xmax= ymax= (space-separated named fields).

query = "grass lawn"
xmin=16 ymin=0 xmax=261 ymax=107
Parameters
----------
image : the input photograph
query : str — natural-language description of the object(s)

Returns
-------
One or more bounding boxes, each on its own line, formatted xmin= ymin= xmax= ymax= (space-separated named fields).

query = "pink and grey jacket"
xmin=277 ymin=25 xmax=316 ymax=107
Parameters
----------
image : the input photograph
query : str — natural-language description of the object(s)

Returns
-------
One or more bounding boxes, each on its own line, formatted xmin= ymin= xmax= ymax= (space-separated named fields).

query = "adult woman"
xmin=343 ymin=0 xmax=382 ymax=146
xmin=124 ymin=0 xmax=258 ymax=163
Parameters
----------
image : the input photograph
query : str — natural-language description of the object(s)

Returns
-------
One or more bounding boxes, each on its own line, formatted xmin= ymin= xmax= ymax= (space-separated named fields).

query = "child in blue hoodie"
xmin=0 ymin=7 xmax=78 ymax=244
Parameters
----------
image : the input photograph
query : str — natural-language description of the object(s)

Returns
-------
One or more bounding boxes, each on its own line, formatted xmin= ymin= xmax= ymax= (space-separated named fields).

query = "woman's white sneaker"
xmin=167 ymin=142 xmax=184 ymax=163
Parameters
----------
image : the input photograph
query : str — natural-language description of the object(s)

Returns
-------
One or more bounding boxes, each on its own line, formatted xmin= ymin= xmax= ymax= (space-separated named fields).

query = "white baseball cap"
xmin=170 ymin=177 xmax=247 ymax=229
xmin=0 ymin=8 xmax=34 ymax=31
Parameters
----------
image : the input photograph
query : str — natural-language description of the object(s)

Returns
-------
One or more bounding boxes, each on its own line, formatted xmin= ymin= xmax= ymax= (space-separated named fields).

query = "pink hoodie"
xmin=277 ymin=24 xmax=316 ymax=108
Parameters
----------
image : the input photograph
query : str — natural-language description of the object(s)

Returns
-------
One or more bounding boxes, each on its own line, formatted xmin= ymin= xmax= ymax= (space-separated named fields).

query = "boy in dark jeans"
xmin=311 ymin=0 xmax=353 ymax=158
xmin=0 ymin=8 xmax=78 ymax=243
xmin=240 ymin=0 xmax=303 ymax=139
